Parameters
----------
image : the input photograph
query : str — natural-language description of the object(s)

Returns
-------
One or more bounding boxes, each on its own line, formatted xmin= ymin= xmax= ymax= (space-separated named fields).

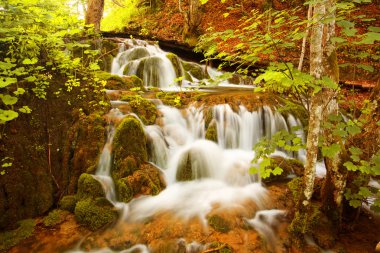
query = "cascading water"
xmin=69 ymin=39 xmax=309 ymax=253
xmin=111 ymin=40 xmax=177 ymax=89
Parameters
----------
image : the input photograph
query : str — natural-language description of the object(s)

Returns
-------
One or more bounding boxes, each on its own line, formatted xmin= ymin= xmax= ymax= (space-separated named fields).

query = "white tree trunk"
xmin=303 ymin=2 xmax=325 ymax=205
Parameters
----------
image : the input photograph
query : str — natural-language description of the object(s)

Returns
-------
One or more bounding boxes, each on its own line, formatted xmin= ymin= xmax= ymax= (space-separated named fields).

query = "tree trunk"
xmin=179 ymin=0 xmax=202 ymax=40
xmin=85 ymin=0 xmax=104 ymax=31
xmin=320 ymin=0 xmax=347 ymax=228
xmin=303 ymin=1 xmax=325 ymax=205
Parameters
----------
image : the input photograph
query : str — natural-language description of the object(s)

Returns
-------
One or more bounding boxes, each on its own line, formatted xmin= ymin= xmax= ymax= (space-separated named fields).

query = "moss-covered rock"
xmin=115 ymin=163 xmax=165 ymax=202
xmin=113 ymin=116 xmax=148 ymax=171
xmin=182 ymin=61 xmax=209 ymax=80
xmin=95 ymin=71 xmax=145 ymax=91
xmin=166 ymin=53 xmax=191 ymax=85
xmin=0 ymin=219 xmax=36 ymax=251
xmin=77 ymin=173 xmax=105 ymax=199
xmin=208 ymin=214 xmax=231 ymax=233
xmin=74 ymin=197 xmax=118 ymax=231
xmin=115 ymin=178 xmax=134 ymax=203
xmin=43 ymin=209 xmax=68 ymax=227
xmin=114 ymin=155 xmax=140 ymax=180
xmin=205 ymin=119 xmax=218 ymax=142
xmin=58 ymin=195 xmax=78 ymax=212
xmin=176 ymin=148 xmax=211 ymax=181
xmin=119 ymin=94 xmax=157 ymax=125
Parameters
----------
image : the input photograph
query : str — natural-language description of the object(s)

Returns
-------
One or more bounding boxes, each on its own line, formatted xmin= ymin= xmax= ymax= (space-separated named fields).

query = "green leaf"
xmin=2 ymin=162 xmax=12 ymax=168
xmin=1 ymin=95 xmax=18 ymax=105
xmin=19 ymin=106 xmax=32 ymax=114
xmin=13 ymin=88 xmax=25 ymax=96
xmin=356 ymin=64 xmax=374 ymax=72
xmin=0 ymin=110 xmax=19 ymax=122
xmin=249 ymin=167 xmax=259 ymax=174
xmin=259 ymin=158 xmax=271 ymax=169
xmin=358 ymin=187 xmax=371 ymax=198
xmin=349 ymin=147 xmax=363 ymax=156
xmin=24 ymin=76 xmax=37 ymax=82
xmin=346 ymin=125 xmax=361 ymax=135
xmin=89 ymin=62 xmax=100 ymax=71
xmin=349 ymin=199 xmax=362 ymax=208
xmin=0 ymin=77 xmax=17 ymax=88
xmin=322 ymin=143 xmax=341 ymax=158
xmin=344 ymin=161 xmax=357 ymax=171
xmin=22 ymin=58 xmax=38 ymax=65
xmin=272 ymin=166 xmax=283 ymax=176
xmin=0 ymin=170 xmax=5 ymax=175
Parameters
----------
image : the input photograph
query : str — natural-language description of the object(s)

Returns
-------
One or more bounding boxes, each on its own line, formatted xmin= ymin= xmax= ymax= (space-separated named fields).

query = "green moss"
xmin=77 ymin=173 xmax=105 ymax=199
xmin=156 ymin=92 xmax=182 ymax=107
xmin=176 ymin=152 xmax=193 ymax=181
xmin=116 ymin=178 xmax=134 ymax=203
xmin=287 ymin=177 xmax=303 ymax=203
xmin=74 ymin=198 xmax=118 ymax=231
xmin=288 ymin=203 xmax=322 ymax=244
xmin=114 ymin=155 xmax=139 ymax=180
xmin=119 ymin=94 xmax=157 ymax=125
xmin=43 ymin=209 xmax=68 ymax=227
xmin=0 ymin=219 xmax=36 ymax=251
xmin=205 ymin=119 xmax=218 ymax=142
xmin=182 ymin=61 xmax=209 ymax=80
xmin=113 ymin=116 xmax=148 ymax=167
xmin=58 ymin=195 xmax=78 ymax=212
xmin=208 ymin=215 xmax=231 ymax=233
xmin=166 ymin=53 xmax=185 ymax=84
xmin=204 ymin=107 xmax=213 ymax=128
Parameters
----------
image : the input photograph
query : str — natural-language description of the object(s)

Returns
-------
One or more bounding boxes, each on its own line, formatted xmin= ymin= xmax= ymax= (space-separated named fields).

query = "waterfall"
xmin=69 ymin=39 xmax=309 ymax=253
xmin=111 ymin=40 xmax=177 ymax=88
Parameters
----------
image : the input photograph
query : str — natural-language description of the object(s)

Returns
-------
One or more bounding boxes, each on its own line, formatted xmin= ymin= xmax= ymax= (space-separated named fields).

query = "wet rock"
xmin=166 ymin=53 xmax=187 ymax=84
xmin=58 ymin=195 xmax=78 ymax=212
xmin=182 ymin=61 xmax=209 ymax=80
xmin=175 ymin=149 xmax=211 ymax=181
xmin=208 ymin=214 xmax=231 ymax=233
xmin=205 ymin=119 xmax=218 ymax=142
xmin=74 ymin=197 xmax=118 ymax=231
xmin=77 ymin=173 xmax=106 ymax=199
xmin=120 ymin=94 xmax=157 ymax=125
xmin=117 ymin=163 xmax=166 ymax=202
xmin=116 ymin=178 xmax=134 ymax=203
xmin=95 ymin=71 xmax=144 ymax=91
xmin=113 ymin=116 xmax=148 ymax=170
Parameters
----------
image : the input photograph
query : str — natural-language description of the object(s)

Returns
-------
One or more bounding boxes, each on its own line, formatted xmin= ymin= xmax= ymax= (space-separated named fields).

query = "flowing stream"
xmin=69 ymin=39 xmax=313 ymax=253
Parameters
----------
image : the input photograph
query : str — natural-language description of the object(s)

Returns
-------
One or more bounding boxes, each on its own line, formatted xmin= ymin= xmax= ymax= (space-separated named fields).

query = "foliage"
xmin=321 ymin=101 xmax=380 ymax=212
xmin=101 ymin=0 xmax=143 ymax=31
xmin=195 ymin=3 xmax=379 ymax=107
xmin=250 ymin=126 xmax=305 ymax=179
xmin=0 ymin=0 xmax=107 ymax=139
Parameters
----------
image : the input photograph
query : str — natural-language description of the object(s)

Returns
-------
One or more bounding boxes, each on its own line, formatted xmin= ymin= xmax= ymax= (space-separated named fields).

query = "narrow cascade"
xmin=92 ymin=108 xmax=125 ymax=203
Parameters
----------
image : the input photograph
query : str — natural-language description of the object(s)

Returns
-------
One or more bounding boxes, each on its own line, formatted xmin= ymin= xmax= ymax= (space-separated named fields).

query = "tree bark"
xmin=303 ymin=1 xmax=325 ymax=205
xmin=85 ymin=0 xmax=105 ymax=31
xmin=320 ymin=0 xmax=347 ymax=227
xmin=179 ymin=0 xmax=202 ymax=40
